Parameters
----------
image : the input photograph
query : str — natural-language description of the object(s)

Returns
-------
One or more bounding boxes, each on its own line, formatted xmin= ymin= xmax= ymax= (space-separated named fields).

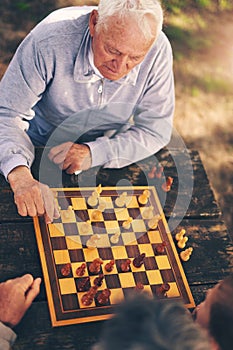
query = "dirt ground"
xmin=0 ymin=1 xmax=232 ymax=238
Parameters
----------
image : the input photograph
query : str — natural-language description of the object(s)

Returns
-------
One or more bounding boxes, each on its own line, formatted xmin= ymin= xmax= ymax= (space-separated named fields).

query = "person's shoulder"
xmin=153 ymin=31 xmax=172 ymax=52
xmin=38 ymin=6 xmax=97 ymax=24
xmin=30 ymin=6 xmax=96 ymax=42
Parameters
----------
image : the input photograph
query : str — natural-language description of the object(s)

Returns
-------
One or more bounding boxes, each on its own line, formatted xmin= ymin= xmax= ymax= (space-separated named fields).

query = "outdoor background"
xmin=0 ymin=0 xmax=232 ymax=238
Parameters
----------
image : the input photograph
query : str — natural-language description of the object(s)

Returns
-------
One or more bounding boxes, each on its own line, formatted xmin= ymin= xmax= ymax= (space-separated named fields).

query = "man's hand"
xmin=48 ymin=142 xmax=92 ymax=174
xmin=8 ymin=166 xmax=60 ymax=223
xmin=0 ymin=274 xmax=41 ymax=328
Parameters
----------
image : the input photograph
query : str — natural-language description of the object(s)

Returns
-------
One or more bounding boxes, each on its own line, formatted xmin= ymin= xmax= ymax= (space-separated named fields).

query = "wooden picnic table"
xmin=0 ymin=147 xmax=232 ymax=350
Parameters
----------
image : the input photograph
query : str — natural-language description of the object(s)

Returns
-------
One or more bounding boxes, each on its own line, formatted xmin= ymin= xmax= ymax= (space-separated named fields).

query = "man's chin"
xmin=100 ymin=66 xmax=125 ymax=81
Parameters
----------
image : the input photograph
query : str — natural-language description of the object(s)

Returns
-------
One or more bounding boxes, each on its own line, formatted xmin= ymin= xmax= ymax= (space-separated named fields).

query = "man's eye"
xmin=131 ymin=56 xmax=141 ymax=61
xmin=108 ymin=48 xmax=120 ymax=55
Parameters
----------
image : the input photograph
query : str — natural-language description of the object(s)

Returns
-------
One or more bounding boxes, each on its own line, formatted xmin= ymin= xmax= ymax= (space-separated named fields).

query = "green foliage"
xmin=162 ymin=0 xmax=233 ymax=12
xmin=16 ymin=1 xmax=30 ymax=11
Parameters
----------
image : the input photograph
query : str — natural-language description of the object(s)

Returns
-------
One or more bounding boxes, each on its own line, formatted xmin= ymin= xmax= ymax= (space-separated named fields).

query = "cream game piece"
xmin=110 ymin=232 xmax=120 ymax=244
xmin=177 ymin=236 xmax=188 ymax=249
xmin=142 ymin=206 xmax=154 ymax=219
xmin=148 ymin=215 xmax=161 ymax=229
xmin=80 ymin=220 xmax=92 ymax=234
xmin=87 ymin=191 xmax=99 ymax=207
xmin=115 ymin=192 xmax=127 ymax=207
xmin=86 ymin=234 xmax=101 ymax=249
xmin=180 ymin=247 xmax=193 ymax=261
xmin=138 ymin=189 xmax=150 ymax=205
xmin=122 ymin=217 xmax=133 ymax=230
xmin=91 ymin=210 xmax=102 ymax=221
xmin=175 ymin=229 xmax=186 ymax=241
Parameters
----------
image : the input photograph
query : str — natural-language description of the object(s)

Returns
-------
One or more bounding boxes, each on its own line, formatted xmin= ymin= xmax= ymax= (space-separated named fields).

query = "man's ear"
xmin=89 ymin=10 xmax=98 ymax=37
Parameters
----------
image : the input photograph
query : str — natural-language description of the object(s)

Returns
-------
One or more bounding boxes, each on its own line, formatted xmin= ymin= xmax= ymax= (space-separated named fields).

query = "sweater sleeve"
xmin=0 ymin=322 xmax=17 ymax=350
xmin=0 ymin=33 xmax=46 ymax=179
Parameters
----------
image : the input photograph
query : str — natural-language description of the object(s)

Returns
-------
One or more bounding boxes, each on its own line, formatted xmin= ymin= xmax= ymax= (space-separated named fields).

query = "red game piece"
xmin=155 ymin=242 xmax=166 ymax=254
xmin=133 ymin=253 xmax=145 ymax=268
xmin=76 ymin=263 xmax=86 ymax=277
xmin=157 ymin=283 xmax=170 ymax=297
xmin=97 ymin=289 xmax=111 ymax=305
xmin=89 ymin=258 xmax=103 ymax=274
xmin=135 ymin=282 xmax=144 ymax=291
xmin=77 ymin=276 xmax=90 ymax=292
xmin=161 ymin=176 xmax=173 ymax=192
xmin=104 ymin=260 xmax=115 ymax=272
xmin=94 ymin=274 xmax=104 ymax=287
xmin=81 ymin=286 xmax=98 ymax=306
xmin=155 ymin=165 xmax=164 ymax=178
xmin=148 ymin=166 xmax=157 ymax=179
xmin=61 ymin=263 xmax=71 ymax=276
xmin=120 ymin=259 xmax=131 ymax=272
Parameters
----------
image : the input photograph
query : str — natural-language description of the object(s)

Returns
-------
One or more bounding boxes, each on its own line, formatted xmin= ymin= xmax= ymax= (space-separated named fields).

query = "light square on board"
xmin=166 ymin=282 xmax=180 ymax=297
xmin=53 ymin=250 xmax=70 ymax=264
xmin=109 ymin=288 xmax=124 ymax=305
xmin=156 ymin=255 xmax=171 ymax=270
xmin=71 ymin=197 xmax=87 ymax=210
xmin=131 ymin=219 xmax=147 ymax=232
xmin=111 ymin=246 xmax=128 ymax=260
xmin=148 ymin=230 xmax=162 ymax=244
xmin=49 ymin=223 xmax=65 ymax=237
xmin=83 ymin=247 xmax=100 ymax=262
xmin=96 ymin=234 xmax=111 ymax=248
xmin=77 ymin=222 xmax=93 ymax=235
xmin=105 ymin=220 xmax=120 ymax=233
xmin=146 ymin=270 xmax=163 ymax=285
xmin=115 ymin=208 xmax=131 ymax=221
xmin=121 ymin=232 xmax=137 ymax=245
xmin=119 ymin=272 xmax=135 ymax=288
xmin=59 ymin=278 xmax=76 ymax=294
xmin=66 ymin=236 xmax=82 ymax=249
xmin=126 ymin=195 xmax=139 ymax=208
xmin=60 ymin=209 xmax=76 ymax=223
xmin=99 ymin=197 xmax=114 ymax=209
xmin=138 ymin=243 xmax=154 ymax=257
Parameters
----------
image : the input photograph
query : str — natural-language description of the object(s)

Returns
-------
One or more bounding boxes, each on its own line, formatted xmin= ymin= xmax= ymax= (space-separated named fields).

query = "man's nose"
xmin=112 ymin=55 xmax=129 ymax=72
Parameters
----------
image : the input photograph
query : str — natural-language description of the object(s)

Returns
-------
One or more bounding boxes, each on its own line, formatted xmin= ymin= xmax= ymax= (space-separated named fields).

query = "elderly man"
xmin=0 ymin=0 xmax=174 ymax=222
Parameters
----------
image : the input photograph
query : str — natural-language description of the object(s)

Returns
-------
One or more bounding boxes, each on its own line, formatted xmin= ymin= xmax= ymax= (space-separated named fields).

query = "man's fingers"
xmin=25 ymin=277 xmax=41 ymax=308
xmin=43 ymin=196 xmax=54 ymax=224
xmin=17 ymin=274 xmax=34 ymax=292
xmin=40 ymin=184 xmax=60 ymax=223
xmin=48 ymin=142 xmax=72 ymax=163
xmin=15 ymin=184 xmax=45 ymax=217
xmin=53 ymin=201 xmax=60 ymax=219
xmin=15 ymin=201 xmax=28 ymax=217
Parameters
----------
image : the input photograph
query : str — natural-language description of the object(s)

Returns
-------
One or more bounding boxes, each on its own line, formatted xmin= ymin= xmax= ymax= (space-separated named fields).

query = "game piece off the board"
xmin=177 ymin=236 xmax=188 ymax=249
xmin=180 ymin=247 xmax=193 ymax=262
xmin=161 ymin=176 xmax=173 ymax=192
xmin=33 ymin=186 xmax=195 ymax=326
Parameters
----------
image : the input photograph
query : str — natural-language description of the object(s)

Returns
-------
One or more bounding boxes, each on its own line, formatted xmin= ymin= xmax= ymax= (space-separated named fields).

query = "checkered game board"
xmin=33 ymin=186 xmax=195 ymax=326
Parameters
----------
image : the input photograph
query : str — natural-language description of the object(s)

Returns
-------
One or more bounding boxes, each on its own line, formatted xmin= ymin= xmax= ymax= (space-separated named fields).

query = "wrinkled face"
xmin=194 ymin=283 xmax=220 ymax=329
xmin=89 ymin=10 xmax=155 ymax=81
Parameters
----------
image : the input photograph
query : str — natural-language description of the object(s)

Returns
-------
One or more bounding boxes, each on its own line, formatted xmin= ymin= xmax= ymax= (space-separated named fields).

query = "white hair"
xmin=96 ymin=0 xmax=163 ymax=41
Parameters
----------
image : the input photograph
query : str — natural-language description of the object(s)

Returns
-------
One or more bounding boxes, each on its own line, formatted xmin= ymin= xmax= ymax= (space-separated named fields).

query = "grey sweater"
xmin=0 ymin=322 xmax=16 ymax=350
